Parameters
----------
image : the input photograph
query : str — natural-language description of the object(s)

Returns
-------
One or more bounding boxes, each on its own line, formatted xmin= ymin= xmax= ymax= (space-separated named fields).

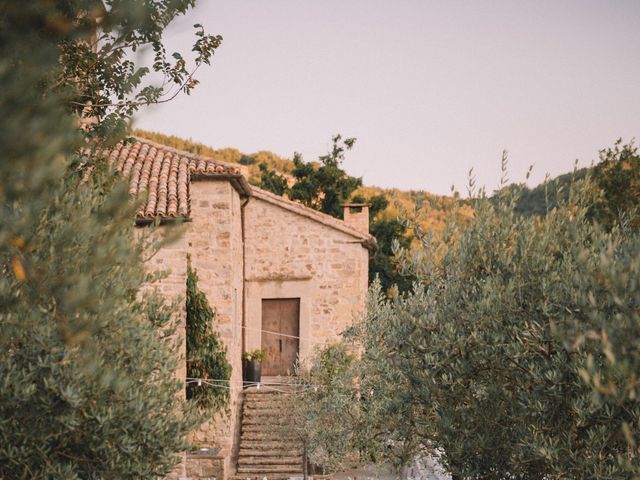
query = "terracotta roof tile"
xmin=105 ymin=137 xmax=250 ymax=223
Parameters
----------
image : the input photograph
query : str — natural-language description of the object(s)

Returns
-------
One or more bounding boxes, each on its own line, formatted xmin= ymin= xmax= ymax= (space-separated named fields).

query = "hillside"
xmin=491 ymin=167 xmax=591 ymax=217
xmin=133 ymin=129 xmax=294 ymax=185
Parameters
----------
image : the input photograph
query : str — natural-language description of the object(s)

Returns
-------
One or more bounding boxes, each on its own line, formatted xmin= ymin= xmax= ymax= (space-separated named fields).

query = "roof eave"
xmin=135 ymin=216 xmax=193 ymax=227
xmin=191 ymin=172 xmax=252 ymax=198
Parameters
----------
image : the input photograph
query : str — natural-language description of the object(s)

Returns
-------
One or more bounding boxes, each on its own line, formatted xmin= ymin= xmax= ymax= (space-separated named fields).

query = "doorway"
xmin=261 ymin=298 xmax=300 ymax=376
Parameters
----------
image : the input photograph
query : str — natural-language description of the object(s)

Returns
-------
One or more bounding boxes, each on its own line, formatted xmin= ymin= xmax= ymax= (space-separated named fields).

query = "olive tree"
xmin=299 ymin=168 xmax=639 ymax=479
xmin=0 ymin=1 xmax=220 ymax=477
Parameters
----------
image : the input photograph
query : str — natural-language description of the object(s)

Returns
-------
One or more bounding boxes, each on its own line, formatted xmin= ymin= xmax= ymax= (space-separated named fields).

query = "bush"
xmin=300 ymin=171 xmax=640 ymax=479
xmin=0 ymin=2 xmax=219 ymax=477
xmin=0 ymin=161 xmax=201 ymax=479
xmin=293 ymin=344 xmax=364 ymax=472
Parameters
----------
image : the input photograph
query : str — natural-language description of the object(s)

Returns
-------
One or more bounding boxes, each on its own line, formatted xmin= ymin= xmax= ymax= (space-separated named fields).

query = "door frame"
xmin=245 ymin=279 xmax=312 ymax=366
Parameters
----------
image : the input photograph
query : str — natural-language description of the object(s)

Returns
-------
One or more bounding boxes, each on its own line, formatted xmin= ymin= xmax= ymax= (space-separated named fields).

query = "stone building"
xmin=107 ymin=137 xmax=374 ymax=479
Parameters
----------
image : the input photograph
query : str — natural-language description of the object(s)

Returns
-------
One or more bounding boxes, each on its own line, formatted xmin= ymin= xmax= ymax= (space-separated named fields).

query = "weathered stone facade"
xmin=128 ymin=139 xmax=373 ymax=480
xmin=183 ymin=180 xmax=245 ymax=474
xmin=244 ymin=188 xmax=370 ymax=364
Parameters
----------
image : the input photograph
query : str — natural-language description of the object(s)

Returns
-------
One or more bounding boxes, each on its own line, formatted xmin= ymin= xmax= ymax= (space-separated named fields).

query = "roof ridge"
xmin=130 ymin=135 xmax=238 ymax=170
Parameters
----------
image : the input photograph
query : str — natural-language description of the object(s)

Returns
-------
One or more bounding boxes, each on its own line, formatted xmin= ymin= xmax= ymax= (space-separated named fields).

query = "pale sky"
xmin=135 ymin=1 xmax=640 ymax=196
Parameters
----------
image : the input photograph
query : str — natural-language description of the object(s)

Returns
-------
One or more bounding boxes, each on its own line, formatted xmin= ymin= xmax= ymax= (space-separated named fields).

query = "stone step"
xmin=243 ymin=396 xmax=291 ymax=407
xmin=242 ymin=403 xmax=294 ymax=411
xmin=243 ymin=394 xmax=290 ymax=401
xmin=241 ymin=417 xmax=296 ymax=427
xmin=241 ymin=424 xmax=297 ymax=435
xmin=239 ymin=448 xmax=303 ymax=457
xmin=236 ymin=389 xmax=306 ymax=479
xmin=238 ymin=456 xmax=302 ymax=466
xmin=239 ymin=431 xmax=300 ymax=442
xmin=237 ymin=465 xmax=304 ymax=474
xmin=243 ymin=391 xmax=298 ymax=398
xmin=242 ymin=408 xmax=289 ymax=417
xmin=239 ymin=440 xmax=302 ymax=450
xmin=243 ymin=392 xmax=289 ymax=398
xmin=241 ymin=408 xmax=291 ymax=418
xmin=243 ymin=391 xmax=293 ymax=399
xmin=232 ymin=473 xmax=304 ymax=480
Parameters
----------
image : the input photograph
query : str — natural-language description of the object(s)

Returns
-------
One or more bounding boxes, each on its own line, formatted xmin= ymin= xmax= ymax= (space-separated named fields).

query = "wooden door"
xmin=261 ymin=298 xmax=300 ymax=376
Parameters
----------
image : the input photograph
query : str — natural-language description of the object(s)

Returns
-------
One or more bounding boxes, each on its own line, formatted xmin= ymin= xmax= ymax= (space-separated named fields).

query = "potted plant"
xmin=242 ymin=349 xmax=267 ymax=385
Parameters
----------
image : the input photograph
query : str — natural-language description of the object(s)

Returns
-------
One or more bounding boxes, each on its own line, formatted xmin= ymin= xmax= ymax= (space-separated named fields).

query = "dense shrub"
xmin=300 ymin=172 xmax=640 ymax=479
xmin=0 ymin=1 xmax=219 ymax=477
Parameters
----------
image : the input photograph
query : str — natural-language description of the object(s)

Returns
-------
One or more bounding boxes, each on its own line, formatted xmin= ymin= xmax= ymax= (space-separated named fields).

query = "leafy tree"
xmin=61 ymin=1 xmax=220 ymax=143
xmin=186 ymin=258 xmax=232 ymax=412
xmin=299 ymin=169 xmax=640 ymax=479
xmin=267 ymin=134 xmax=362 ymax=218
xmin=257 ymin=134 xmax=363 ymax=218
xmin=589 ymin=139 xmax=640 ymax=231
xmin=258 ymin=162 xmax=289 ymax=195
xmin=293 ymin=345 xmax=362 ymax=473
xmin=0 ymin=1 xmax=219 ymax=477
xmin=368 ymin=218 xmax=415 ymax=293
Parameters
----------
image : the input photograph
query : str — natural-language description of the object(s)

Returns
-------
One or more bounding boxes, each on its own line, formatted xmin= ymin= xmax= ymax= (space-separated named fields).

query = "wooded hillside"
xmin=134 ymin=129 xmax=475 ymax=239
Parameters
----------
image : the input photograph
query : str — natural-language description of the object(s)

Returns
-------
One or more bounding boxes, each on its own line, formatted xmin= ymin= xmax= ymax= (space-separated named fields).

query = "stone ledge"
xmin=185 ymin=448 xmax=225 ymax=480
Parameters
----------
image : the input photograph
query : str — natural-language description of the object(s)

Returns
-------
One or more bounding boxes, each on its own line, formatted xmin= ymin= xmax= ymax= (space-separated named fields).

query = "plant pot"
xmin=243 ymin=359 xmax=262 ymax=385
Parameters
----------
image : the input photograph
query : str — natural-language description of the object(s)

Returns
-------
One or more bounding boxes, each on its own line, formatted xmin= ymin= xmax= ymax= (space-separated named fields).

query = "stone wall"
xmin=140 ymin=227 xmax=189 ymax=378
xmin=243 ymin=191 xmax=369 ymax=364
xmin=138 ymin=227 xmax=189 ymax=480
xmin=184 ymin=452 xmax=225 ymax=480
xmin=183 ymin=180 xmax=244 ymax=478
xmin=146 ymin=181 xmax=370 ymax=480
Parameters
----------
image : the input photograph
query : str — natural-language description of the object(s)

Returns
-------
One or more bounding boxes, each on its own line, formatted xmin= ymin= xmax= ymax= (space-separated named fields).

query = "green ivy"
xmin=186 ymin=257 xmax=232 ymax=412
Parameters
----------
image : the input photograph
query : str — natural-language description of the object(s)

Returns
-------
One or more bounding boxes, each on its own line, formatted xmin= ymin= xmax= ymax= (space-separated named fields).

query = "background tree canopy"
xmin=0 ymin=1 xmax=219 ymax=477
xmin=257 ymin=134 xmax=362 ymax=218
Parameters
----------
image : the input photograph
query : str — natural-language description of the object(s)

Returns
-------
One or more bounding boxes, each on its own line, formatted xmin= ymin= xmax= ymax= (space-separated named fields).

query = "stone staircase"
xmin=233 ymin=387 xmax=304 ymax=480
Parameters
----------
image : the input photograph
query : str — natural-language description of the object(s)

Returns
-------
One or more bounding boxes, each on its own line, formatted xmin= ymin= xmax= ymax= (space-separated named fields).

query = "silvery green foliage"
xmin=293 ymin=344 xmax=362 ymax=472
xmin=388 ymin=179 xmax=639 ymax=479
xmin=300 ymin=175 xmax=639 ymax=479
xmin=0 ymin=2 xmax=216 ymax=478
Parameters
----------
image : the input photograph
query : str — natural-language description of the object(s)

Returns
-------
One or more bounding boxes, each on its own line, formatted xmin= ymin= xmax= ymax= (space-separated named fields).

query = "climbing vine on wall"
xmin=186 ymin=256 xmax=232 ymax=412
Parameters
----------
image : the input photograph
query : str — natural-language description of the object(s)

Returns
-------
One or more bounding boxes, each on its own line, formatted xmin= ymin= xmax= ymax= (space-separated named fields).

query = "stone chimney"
xmin=342 ymin=203 xmax=369 ymax=234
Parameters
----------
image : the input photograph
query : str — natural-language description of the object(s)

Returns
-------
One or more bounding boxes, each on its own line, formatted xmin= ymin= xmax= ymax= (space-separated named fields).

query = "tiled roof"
xmin=104 ymin=137 xmax=251 ymax=223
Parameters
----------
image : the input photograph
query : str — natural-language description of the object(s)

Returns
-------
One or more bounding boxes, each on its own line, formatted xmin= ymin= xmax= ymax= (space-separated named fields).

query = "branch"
xmin=70 ymin=64 xmax=201 ymax=110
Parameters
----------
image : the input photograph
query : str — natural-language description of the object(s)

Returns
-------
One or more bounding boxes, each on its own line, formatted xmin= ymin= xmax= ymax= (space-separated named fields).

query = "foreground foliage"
xmin=299 ymin=165 xmax=640 ymax=479
xmin=0 ymin=1 xmax=218 ymax=477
